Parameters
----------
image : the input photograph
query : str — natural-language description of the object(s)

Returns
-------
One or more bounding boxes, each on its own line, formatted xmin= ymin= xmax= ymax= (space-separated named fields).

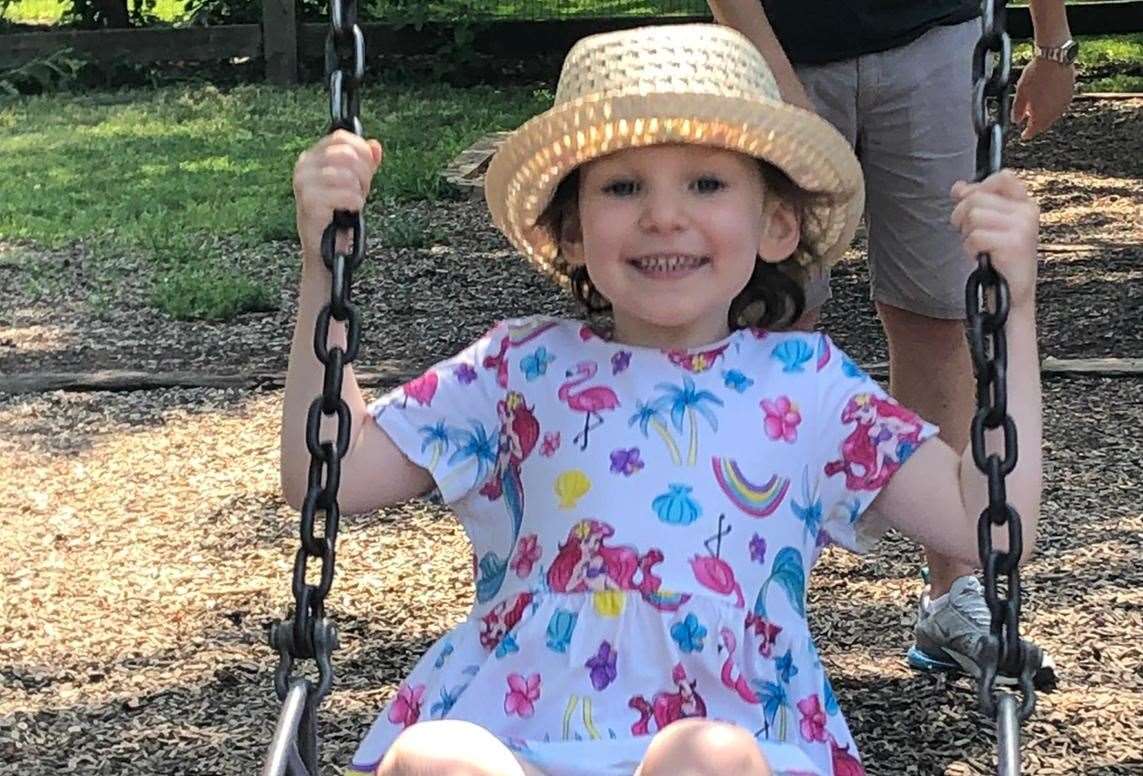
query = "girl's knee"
xmin=638 ymin=719 xmax=772 ymax=776
xmin=376 ymin=720 xmax=527 ymax=776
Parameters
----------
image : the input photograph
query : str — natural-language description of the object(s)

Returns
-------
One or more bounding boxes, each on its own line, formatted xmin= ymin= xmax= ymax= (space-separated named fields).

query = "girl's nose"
xmin=637 ymin=191 xmax=687 ymax=233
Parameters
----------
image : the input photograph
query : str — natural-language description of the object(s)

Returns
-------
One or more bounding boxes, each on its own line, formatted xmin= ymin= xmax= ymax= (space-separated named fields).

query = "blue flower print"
xmin=521 ymin=346 xmax=556 ymax=381
xmin=722 ymin=369 xmax=754 ymax=393
xmin=653 ymin=483 xmax=701 ymax=525
xmin=496 ymin=633 xmax=520 ymax=659
xmin=771 ymin=339 xmax=813 ymax=373
xmin=609 ymin=447 xmax=644 ymax=476
xmin=547 ymin=609 xmax=578 ymax=653
xmin=430 ymin=683 xmax=468 ymax=718
xmin=823 ymin=675 xmax=840 ymax=716
xmin=433 ymin=641 xmax=455 ymax=669
xmin=670 ymin=613 xmax=708 ymax=653
xmin=775 ymin=649 xmax=798 ymax=683
xmin=841 ymin=354 xmax=864 ymax=379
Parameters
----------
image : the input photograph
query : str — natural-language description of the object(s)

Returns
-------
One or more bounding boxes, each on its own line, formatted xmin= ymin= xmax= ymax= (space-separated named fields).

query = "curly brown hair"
xmin=534 ymin=159 xmax=839 ymax=330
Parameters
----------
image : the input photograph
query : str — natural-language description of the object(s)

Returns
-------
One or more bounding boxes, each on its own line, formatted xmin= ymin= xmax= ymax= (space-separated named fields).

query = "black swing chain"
xmin=268 ymin=0 xmax=365 ymax=736
xmin=967 ymin=0 xmax=1039 ymax=722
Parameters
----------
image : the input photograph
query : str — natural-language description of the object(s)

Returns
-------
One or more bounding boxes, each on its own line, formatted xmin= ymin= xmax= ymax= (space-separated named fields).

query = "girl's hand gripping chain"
xmin=281 ymin=132 xmax=433 ymax=514
xmin=871 ymin=168 xmax=1042 ymax=568
xmin=950 ymin=169 xmax=1040 ymax=310
xmin=293 ymin=130 xmax=384 ymax=262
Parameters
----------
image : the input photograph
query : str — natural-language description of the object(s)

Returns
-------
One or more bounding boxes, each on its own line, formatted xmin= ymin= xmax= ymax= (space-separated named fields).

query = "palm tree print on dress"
xmin=650 ymin=376 xmax=724 ymax=465
xmin=629 ymin=400 xmax=682 ymax=464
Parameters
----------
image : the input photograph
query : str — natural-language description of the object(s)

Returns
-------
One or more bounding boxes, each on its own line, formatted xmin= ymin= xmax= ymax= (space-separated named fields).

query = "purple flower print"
xmin=505 ymin=673 xmax=541 ymax=718
xmin=585 ymin=641 xmax=617 ymax=691
xmin=749 ymin=533 xmax=767 ymax=564
xmin=611 ymin=350 xmax=631 ymax=375
xmin=609 ymin=447 xmax=644 ymax=476
xmin=455 ymin=363 xmax=477 ymax=385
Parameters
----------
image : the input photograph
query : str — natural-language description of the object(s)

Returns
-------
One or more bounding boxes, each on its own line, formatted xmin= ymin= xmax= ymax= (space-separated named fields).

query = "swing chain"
xmin=967 ymin=0 xmax=1038 ymax=724
xmin=266 ymin=0 xmax=364 ymax=772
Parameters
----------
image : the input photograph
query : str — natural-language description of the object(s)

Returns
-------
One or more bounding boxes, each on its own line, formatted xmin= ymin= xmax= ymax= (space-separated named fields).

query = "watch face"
xmin=1063 ymin=40 xmax=1079 ymax=64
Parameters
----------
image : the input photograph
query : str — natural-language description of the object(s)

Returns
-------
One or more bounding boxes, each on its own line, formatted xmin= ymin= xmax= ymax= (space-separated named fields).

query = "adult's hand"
xmin=1011 ymin=57 xmax=1075 ymax=140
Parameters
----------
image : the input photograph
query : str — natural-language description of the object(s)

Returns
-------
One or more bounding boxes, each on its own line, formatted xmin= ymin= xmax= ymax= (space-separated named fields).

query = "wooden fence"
xmin=3 ymin=0 xmax=1142 ymax=84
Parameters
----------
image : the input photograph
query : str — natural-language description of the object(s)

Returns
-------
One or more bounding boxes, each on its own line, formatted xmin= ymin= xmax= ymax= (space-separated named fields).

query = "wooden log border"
xmin=3 ymin=2 xmax=1142 ymax=80
xmin=2 ymin=358 xmax=1141 ymax=395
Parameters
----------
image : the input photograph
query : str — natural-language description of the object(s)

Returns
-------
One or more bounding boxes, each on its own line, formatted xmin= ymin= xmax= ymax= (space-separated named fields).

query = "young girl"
xmin=283 ymin=24 xmax=1043 ymax=776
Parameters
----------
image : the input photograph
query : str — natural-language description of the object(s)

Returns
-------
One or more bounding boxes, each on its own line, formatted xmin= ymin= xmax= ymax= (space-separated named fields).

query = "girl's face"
xmin=568 ymin=144 xmax=799 ymax=349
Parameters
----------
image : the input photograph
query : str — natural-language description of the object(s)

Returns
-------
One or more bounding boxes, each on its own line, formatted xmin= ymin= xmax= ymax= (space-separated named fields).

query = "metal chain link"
xmin=265 ymin=1 xmax=365 ymax=773
xmin=967 ymin=0 xmax=1039 ymax=728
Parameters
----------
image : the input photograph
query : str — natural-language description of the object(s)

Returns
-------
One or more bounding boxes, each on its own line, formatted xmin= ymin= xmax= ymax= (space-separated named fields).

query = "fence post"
xmin=263 ymin=0 xmax=298 ymax=85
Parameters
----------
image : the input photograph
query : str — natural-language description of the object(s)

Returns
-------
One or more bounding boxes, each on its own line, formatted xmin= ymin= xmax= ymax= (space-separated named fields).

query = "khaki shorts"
xmin=798 ymin=18 xmax=979 ymax=319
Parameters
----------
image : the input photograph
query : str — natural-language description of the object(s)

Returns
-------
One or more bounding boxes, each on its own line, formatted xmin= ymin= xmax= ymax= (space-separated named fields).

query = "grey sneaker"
xmin=907 ymin=575 xmax=1057 ymax=690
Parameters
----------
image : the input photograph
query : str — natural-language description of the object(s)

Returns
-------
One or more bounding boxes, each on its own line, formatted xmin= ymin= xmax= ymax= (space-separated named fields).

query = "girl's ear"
xmin=757 ymin=199 xmax=801 ymax=265
xmin=559 ymin=209 xmax=586 ymax=265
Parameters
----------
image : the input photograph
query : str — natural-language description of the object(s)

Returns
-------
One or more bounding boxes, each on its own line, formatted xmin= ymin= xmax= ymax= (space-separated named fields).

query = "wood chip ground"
xmin=1 ymin=98 xmax=1141 ymax=775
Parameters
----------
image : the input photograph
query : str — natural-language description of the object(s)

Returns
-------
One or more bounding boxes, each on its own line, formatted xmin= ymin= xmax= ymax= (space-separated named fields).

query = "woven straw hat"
xmin=484 ymin=23 xmax=864 ymax=282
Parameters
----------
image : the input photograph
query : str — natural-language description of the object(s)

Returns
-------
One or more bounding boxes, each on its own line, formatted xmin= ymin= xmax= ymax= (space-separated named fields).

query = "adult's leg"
xmin=790 ymin=58 xmax=860 ymax=332
xmin=376 ymin=720 xmax=545 ymax=776
xmin=857 ymin=19 xmax=981 ymax=599
xmin=877 ymin=303 xmax=976 ymax=596
xmin=634 ymin=719 xmax=772 ymax=776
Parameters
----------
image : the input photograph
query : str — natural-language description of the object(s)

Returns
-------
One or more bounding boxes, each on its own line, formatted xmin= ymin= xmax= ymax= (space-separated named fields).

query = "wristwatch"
xmin=1034 ymin=39 xmax=1079 ymax=65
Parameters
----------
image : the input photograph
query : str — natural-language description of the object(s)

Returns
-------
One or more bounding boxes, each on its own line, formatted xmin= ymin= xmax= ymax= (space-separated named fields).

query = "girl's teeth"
xmin=635 ymin=255 xmax=704 ymax=271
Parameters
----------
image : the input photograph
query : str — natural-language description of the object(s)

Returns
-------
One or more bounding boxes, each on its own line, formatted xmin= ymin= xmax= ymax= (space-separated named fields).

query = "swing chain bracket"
xmin=967 ymin=0 xmax=1037 ymax=727
xmin=265 ymin=0 xmax=365 ymax=773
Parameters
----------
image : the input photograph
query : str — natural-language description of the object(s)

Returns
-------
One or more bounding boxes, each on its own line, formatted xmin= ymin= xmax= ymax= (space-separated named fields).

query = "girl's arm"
xmin=705 ymin=0 xmax=815 ymax=112
xmin=868 ymin=170 xmax=1042 ymax=567
xmin=280 ymin=132 xmax=433 ymax=514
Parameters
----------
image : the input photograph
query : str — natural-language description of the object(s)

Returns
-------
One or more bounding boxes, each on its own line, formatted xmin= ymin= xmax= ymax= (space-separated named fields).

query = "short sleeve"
xmin=367 ymin=321 xmax=509 ymax=504
xmin=814 ymin=335 xmax=939 ymax=553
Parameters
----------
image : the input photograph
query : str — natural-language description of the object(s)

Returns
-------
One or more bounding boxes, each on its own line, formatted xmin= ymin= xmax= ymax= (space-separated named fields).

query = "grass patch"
xmin=149 ymin=259 xmax=276 ymax=320
xmin=1015 ymin=33 xmax=1143 ymax=92
xmin=0 ymin=82 xmax=549 ymax=250
xmin=0 ymin=80 xmax=547 ymax=318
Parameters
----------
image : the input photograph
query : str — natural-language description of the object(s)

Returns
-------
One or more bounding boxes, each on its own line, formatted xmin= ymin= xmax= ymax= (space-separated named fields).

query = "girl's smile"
xmin=567 ymin=143 xmax=798 ymax=350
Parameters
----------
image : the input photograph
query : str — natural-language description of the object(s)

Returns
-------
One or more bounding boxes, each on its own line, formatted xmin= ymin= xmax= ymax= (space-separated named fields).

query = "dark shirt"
xmin=762 ymin=0 xmax=980 ymax=64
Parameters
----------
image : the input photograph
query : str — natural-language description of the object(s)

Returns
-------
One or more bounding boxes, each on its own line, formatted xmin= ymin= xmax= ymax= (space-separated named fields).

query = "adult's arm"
xmin=706 ymin=0 xmax=816 ymax=112
xmin=1013 ymin=0 xmax=1075 ymax=139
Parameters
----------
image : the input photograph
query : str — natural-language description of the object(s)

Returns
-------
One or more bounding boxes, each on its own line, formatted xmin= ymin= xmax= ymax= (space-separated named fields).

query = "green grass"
xmin=0 ymin=82 xmax=549 ymax=318
xmin=3 ymin=0 xmax=185 ymax=24
xmin=1015 ymin=32 xmax=1143 ymax=92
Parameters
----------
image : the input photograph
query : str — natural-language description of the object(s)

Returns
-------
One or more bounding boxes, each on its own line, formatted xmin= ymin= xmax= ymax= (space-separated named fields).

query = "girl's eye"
xmin=693 ymin=176 xmax=725 ymax=194
xmin=604 ymin=180 xmax=638 ymax=196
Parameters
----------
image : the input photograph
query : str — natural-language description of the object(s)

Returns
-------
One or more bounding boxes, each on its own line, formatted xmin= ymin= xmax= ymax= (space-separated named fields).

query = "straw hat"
xmin=484 ymin=23 xmax=864 ymax=281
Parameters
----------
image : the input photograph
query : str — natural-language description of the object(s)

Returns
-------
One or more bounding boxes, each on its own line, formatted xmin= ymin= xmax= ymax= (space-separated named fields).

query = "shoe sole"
xmin=906 ymin=646 xmax=1058 ymax=691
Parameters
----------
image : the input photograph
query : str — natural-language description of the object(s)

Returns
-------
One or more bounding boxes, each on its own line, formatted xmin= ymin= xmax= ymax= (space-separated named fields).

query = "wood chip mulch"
xmin=1 ymin=97 xmax=1141 ymax=775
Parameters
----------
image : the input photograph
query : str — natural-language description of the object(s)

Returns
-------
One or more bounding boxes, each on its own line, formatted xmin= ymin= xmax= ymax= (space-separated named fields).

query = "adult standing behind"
xmin=706 ymin=0 xmax=1074 ymax=685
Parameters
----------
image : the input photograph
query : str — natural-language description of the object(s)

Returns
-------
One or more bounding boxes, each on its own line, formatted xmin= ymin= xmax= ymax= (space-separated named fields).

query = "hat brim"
xmin=485 ymin=90 xmax=864 ymax=281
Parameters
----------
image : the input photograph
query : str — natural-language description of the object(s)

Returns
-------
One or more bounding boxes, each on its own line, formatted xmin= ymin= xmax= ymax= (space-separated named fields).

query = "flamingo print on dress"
xmin=558 ymin=361 xmax=620 ymax=450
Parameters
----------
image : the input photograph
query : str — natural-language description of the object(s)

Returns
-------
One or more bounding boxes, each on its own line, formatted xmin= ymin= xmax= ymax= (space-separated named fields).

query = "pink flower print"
xmin=504 ymin=673 xmax=541 ymax=718
xmin=511 ymin=534 xmax=541 ymax=578
xmin=455 ymin=363 xmax=477 ymax=385
xmin=797 ymin=694 xmax=828 ymax=743
xmin=387 ymin=683 xmax=425 ymax=728
xmin=761 ymin=396 xmax=801 ymax=442
xmin=403 ymin=371 xmax=439 ymax=408
xmin=540 ymin=431 xmax=560 ymax=457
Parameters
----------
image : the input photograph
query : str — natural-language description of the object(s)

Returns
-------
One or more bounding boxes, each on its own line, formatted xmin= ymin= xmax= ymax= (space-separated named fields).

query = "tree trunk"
xmin=95 ymin=0 xmax=131 ymax=28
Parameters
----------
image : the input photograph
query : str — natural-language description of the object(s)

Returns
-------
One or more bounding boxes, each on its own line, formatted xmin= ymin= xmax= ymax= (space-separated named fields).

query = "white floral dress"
xmin=348 ymin=316 xmax=937 ymax=776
